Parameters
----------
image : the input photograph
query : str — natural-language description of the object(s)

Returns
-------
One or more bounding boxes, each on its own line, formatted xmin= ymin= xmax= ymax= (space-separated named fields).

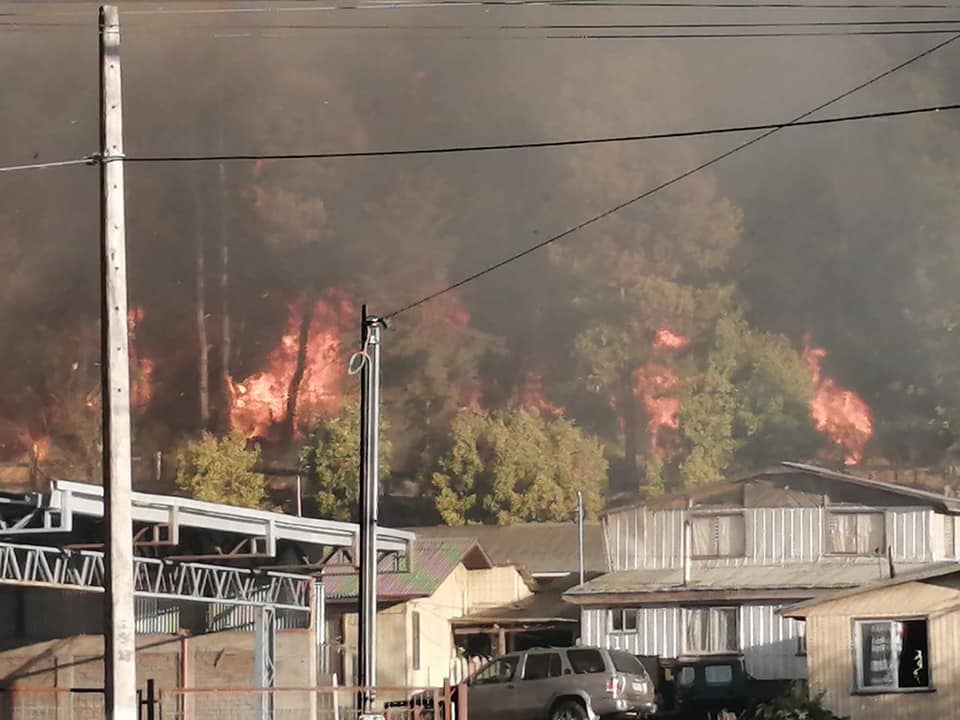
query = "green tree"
xmin=176 ymin=430 xmax=266 ymax=508
xmin=432 ymin=408 xmax=607 ymax=525
xmin=679 ymin=315 xmax=823 ymax=486
xmin=299 ymin=400 xmax=392 ymax=521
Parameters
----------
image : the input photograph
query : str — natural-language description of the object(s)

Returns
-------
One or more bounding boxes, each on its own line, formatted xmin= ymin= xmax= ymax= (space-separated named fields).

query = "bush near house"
xmin=741 ymin=683 xmax=849 ymax=720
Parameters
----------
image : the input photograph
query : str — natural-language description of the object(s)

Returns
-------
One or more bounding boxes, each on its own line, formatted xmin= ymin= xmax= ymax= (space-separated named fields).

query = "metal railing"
xmin=158 ymin=684 xmax=467 ymax=720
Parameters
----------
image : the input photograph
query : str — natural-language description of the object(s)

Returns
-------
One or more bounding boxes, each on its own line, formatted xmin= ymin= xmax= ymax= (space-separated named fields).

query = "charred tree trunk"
xmin=282 ymin=295 xmax=317 ymax=443
xmin=219 ymin=161 xmax=232 ymax=432
xmin=195 ymin=194 xmax=210 ymax=429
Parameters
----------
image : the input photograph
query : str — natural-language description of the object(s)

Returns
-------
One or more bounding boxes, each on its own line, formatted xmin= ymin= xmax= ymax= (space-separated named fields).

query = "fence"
xmin=0 ymin=688 xmax=105 ymax=720
xmin=159 ymin=684 xmax=468 ymax=720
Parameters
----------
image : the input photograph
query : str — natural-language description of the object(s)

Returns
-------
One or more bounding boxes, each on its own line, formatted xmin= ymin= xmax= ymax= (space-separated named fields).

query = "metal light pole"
xmin=577 ymin=491 xmax=585 ymax=586
xmin=357 ymin=306 xmax=385 ymax=716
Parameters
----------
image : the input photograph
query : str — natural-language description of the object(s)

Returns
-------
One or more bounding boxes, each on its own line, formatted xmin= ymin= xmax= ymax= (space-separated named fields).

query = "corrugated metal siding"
xmin=887 ymin=509 xmax=932 ymax=562
xmin=605 ymin=506 xmax=933 ymax=570
xmin=135 ymin=598 xmax=181 ymax=634
xmin=583 ymin=604 xmax=803 ymax=679
xmin=740 ymin=604 xmax=807 ymax=680
xmin=206 ymin=603 xmax=309 ymax=631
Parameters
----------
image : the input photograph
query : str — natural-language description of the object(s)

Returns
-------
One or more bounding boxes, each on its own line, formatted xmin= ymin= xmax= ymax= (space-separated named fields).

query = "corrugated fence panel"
xmin=136 ymin=597 xmax=181 ymax=634
xmin=740 ymin=604 xmax=807 ymax=680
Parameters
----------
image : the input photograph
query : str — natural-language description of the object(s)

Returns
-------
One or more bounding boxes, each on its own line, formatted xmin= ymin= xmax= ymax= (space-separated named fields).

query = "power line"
xmin=118 ymin=103 xmax=960 ymax=164
xmin=9 ymin=18 xmax=960 ymax=28
xmin=383 ymin=31 xmax=960 ymax=320
xmin=0 ymin=157 xmax=93 ymax=174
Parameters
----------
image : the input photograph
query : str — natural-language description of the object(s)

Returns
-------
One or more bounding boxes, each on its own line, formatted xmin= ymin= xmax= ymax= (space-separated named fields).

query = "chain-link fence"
xmin=158 ymin=685 xmax=463 ymax=720
xmin=0 ymin=688 xmax=106 ymax=720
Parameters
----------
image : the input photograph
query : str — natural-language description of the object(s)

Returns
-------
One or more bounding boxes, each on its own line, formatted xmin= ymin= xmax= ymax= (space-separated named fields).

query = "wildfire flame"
xmin=802 ymin=337 xmax=873 ymax=465
xmin=631 ymin=328 xmax=688 ymax=459
xmin=654 ymin=328 xmax=690 ymax=350
xmin=127 ymin=306 xmax=155 ymax=408
xmin=228 ymin=292 xmax=352 ymax=439
xmin=514 ymin=372 xmax=564 ymax=417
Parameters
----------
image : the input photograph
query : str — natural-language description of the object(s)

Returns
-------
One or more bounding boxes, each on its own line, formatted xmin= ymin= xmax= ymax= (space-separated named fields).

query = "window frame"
xmin=824 ymin=510 xmax=886 ymax=557
xmin=521 ymin=651 xmax=564 ymax=681
xmin=682 ymin=606 xmax=741 ymax=656
xmin=689 ymin=512 xmax=747 ymax=560
xmin=851 ymin=616 xmax=932 ymax=695
xmin=610 ymin=608 xmax=639 ymax=634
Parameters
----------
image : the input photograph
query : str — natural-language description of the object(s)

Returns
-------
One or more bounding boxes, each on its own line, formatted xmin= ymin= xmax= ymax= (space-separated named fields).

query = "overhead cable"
xmin=0 ymin=157 xmax=94 ymax=174
xmin=382 ymin=31 xmax=960 ymax=320
xmin=117 ymin=103 xmax=960 ymax=164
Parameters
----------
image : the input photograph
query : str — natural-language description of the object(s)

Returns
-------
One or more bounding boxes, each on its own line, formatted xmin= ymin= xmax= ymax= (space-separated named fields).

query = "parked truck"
xmin=642 ymin=654 xmax=789 ymax=720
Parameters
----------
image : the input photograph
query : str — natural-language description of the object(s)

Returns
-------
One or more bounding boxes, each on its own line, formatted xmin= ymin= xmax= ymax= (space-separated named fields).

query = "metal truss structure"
xmin=0 ymin=541 xmax=312 ymax=612
xmin=0 ymin=480 xmax=413 ymax=563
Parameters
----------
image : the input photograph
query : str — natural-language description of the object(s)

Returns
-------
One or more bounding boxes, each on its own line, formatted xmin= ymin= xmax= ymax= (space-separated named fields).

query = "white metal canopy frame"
xmin=0 ymin=479 xmax=413 ymax=559
xmin=0 ymin=541 xmax=312 ymax=611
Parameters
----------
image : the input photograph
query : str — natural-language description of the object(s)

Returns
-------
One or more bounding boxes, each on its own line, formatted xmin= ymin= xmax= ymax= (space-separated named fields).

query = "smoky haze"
xmin=3 ymin=0 xmax=960 ymax=500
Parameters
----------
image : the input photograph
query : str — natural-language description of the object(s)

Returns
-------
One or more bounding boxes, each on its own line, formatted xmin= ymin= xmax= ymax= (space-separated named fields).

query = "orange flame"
xmin=514 ymin=372 xmax=564 ymax=417
xmin=127 ymin=306 xmax=155 ymax=408
xmin=802 ymin=338 xmax=873 ymax=465
xmin=654 ymin=328 xmax=689 ymax=350
xmin=228 ymin=292 xmax=352 ymax=439
xmin=631 ymin=328 xmax=688 ymax=459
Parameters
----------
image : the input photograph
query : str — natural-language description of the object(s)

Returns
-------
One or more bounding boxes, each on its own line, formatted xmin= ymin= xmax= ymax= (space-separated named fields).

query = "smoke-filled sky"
xmin=3 ymin=0 xmax=960 ymax=491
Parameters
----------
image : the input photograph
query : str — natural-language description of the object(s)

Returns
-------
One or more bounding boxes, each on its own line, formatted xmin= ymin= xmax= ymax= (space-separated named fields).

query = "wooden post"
xmin=99 ymin=6 xmax=138 ymax=720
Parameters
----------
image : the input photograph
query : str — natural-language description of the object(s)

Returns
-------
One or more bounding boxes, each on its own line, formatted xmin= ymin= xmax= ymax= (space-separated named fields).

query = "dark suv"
xmin=466 ymin=645 xmax=657 ymax=720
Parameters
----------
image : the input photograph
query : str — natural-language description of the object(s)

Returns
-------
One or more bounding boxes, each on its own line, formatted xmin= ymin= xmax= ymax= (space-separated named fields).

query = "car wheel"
xmin=551 ymin=699 xmax=588 ymax=720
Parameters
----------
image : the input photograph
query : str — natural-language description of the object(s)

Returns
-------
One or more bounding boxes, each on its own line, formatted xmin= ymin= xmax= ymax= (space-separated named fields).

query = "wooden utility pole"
xmin=99 ymin=6 xmax=138 ymax=719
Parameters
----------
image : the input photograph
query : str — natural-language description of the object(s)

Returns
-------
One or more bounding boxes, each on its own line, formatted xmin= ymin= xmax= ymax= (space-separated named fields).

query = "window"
xmin=567 ymin=648 xmax=606 ymax=674
xmin=610 ymin=650 xmax=649 ymax=678
xmin=704 ymin=665 xmax=734 ymax=686
xmin=522 ymin=653 xmax=562 ymax=680
xmin=854 ymin=619 xmax=930 ymax=693
xmin=677 ymin=666 xmax=695 ymax=687
xmin=826 ymin=512 xmax=885 ymax=555
xmin=684 ymin=607 xmax=739 ymax=655
xmin=411 ymin=611 xmax=421 ymax=671
xmin=797 ymin=628 xmax=807 ymax=657
xmin=611 ymin=609 xmax=638 ymax=633
xmin=691 ymin=514 xmax=746 ymax=558
xmin=472 ymin=656 xmax=519 ymax=685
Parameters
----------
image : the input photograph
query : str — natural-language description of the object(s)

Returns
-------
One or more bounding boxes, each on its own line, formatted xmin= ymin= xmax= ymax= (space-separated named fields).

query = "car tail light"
xmin=605 ymin=676 xmax=625 ymax=697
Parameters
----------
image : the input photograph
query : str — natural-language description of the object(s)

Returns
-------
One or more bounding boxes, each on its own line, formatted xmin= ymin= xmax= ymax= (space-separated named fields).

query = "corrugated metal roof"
xmin=405 ymin=522 xmax=607 ymax=575
xmin=781 ymin=561 xmax=960 ymax=618
xmin=323 ymin=538 xmax=492 ymax=601
xmin=564 ymin=560 xmax=937 ymax=596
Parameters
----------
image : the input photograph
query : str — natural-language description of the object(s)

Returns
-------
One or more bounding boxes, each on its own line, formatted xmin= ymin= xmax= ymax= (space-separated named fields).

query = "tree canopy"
xmin=432 ymin=408 xmax=608 ymax=525
xmin=299 ymin=400 xmax=392 ymax=521
xmin=175 ymin=430 xmax=267 ymax=508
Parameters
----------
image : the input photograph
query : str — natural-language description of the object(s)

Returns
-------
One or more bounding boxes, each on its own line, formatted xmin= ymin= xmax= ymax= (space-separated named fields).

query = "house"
xmin=782 ymin=563 xmax=960 ymax=720
xmin=564 ymin=462 xmax=960 ymax=681
xmin=408 ymin=522 xmax=608 ymax=582
xmin=322 ymin=538 xmax=534 ymax=688
xmin=410 ymin=522 xmax=608 ymax=654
